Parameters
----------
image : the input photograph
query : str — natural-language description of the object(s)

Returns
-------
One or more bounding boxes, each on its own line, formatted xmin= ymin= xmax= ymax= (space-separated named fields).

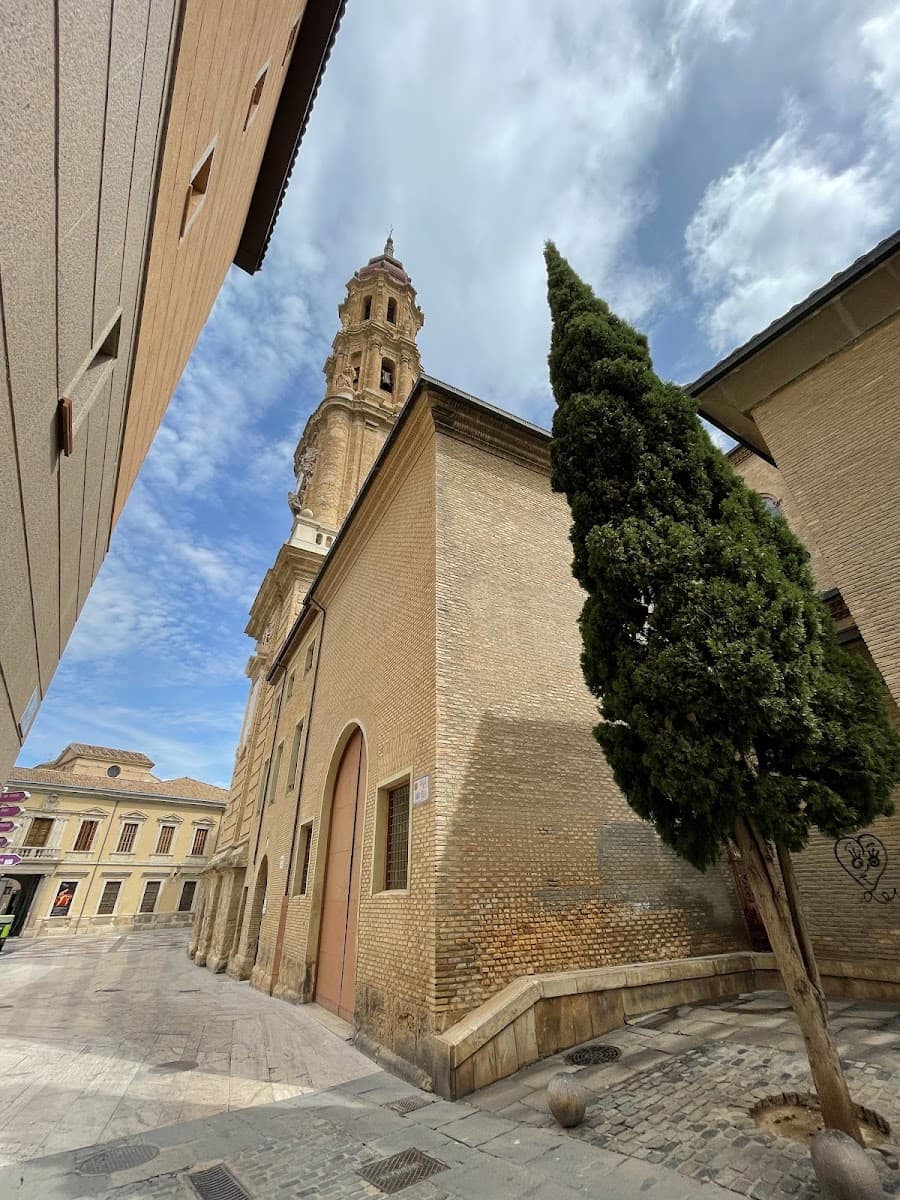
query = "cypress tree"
xmin=545 ymin=242 xmax=900 ymax=1140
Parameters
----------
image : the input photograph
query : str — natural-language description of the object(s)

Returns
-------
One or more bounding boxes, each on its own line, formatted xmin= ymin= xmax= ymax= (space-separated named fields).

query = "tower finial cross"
xmin=384 ymin=227 xmax=394 ymax=257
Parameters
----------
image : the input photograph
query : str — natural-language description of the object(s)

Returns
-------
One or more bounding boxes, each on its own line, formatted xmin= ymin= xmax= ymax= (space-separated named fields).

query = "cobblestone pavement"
xmin=2 ymin=1068 xmax=737 ymax=1200
xmin=471 ymin=991 xmax=900 ymax=1198
xmin=0 ymin=929 xmax=378 ymax=1166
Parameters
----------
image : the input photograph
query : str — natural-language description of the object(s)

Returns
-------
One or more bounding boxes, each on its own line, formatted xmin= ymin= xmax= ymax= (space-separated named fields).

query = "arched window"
xmin=386 ymin=297 xmax=397 ymax=324
xmin=363 ymin=295 xmax=372 ymax=320
xmin=380 ymin=357 xmax=395 ymax=393
xmin=351 ymin=352 xmax=361 ymax=385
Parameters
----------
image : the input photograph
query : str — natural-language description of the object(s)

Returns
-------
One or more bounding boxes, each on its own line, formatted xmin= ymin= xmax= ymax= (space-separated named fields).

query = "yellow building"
xmin=0 ymin=1 xmax=346 ymax=785
xmin=2 ymin=744 xmax=226 ymax=939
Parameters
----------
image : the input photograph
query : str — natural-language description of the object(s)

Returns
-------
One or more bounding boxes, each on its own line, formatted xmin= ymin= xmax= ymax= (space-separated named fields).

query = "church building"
xmin=192 ymin=240 xmax=899 ymax=1097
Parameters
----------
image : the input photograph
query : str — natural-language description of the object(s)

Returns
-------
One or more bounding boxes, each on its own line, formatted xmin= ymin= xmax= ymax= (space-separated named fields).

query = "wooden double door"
xmin=315 ymin=729 xmax=366 ymax=1021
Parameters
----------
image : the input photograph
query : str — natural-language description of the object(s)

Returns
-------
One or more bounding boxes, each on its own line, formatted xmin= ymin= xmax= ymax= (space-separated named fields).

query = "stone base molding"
xmin=430 ymin=952 xmax=900 ymax=1100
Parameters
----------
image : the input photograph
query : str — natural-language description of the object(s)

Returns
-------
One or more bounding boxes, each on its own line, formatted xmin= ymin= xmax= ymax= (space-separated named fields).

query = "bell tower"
xmin=287 ymin=237 xmax=424 ymax=558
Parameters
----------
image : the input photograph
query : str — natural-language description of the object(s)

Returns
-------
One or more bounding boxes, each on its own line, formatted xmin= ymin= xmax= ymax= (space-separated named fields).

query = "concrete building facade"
xmin=0 ymin=0 xmax=346 ymax=786
xmin=1 ymin=744 xmax=225 ymax=939
xmin=191 ymin=247 xmax=750 ymax=1088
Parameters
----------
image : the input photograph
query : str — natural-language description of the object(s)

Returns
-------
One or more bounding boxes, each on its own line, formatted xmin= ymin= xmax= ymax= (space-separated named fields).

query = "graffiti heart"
xmin=834 ymin=833 xmax=898 ymax=904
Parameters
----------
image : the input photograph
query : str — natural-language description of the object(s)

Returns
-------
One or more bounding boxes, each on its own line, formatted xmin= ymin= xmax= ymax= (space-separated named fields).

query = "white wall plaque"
xmin=413 ymin=775 xmax=430 ymax=806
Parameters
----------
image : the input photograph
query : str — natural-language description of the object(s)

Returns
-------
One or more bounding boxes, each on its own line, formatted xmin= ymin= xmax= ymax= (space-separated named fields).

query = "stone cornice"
xmin=428 ymin=389 xmax=551 ymax=476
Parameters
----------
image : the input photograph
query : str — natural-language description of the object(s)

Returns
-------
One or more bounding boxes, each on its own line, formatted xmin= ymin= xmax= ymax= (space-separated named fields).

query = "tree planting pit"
xmin=750 ymin=1092 xmax=890 ymax=1148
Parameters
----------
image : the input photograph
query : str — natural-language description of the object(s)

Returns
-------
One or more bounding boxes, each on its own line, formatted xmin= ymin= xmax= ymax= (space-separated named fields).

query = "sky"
xmin=19 ymin=0 xmax=900 ymax=787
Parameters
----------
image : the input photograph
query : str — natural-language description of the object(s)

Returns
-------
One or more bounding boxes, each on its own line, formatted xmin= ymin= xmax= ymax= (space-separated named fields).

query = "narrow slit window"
xmin=380 ymin=357 xmax=395 ymax=393
xmin=267 ymin=741 xmax=284 ymax=804
xmin=287 ymin=719 xmax=304 ymax=789
xmin=363 ymin=296 xmax=372 ymax=320
xmin=180 ymin=141 xmax=216 ymax=238
xmin=384 ymin=782 xmax=410 ymax=890
xmin=295 ymin=823 xmax=313 ymax=895
xmin=97 ymin=881 xmax=121 ymax=915
xmin=305 ymin=640 xmax=315 ymax=673
xmin=244 ymin=64 xmax=269 ymax=131
xmin=386 ymin=298 xmax=397 ymax=324
xmin=282 ymin=16 xmax=301 ymax=65
xmin=59 ymin=312 xmax=122 ymax=457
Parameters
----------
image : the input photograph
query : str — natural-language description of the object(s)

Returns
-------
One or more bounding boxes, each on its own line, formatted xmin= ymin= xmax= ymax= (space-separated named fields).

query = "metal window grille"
xmin=178 ymin=881 xmax=197 ymax=913
xmin=156 ymin=825 xmax=175 ymax=854
xmin=384 ymin=783 xmax=410 ymax=890
xmin=140 ymin=881 xmax=161 ymax=913
xmin=190 ymin=828 xmax=208 ymax=856
xmin=24 ymin=817 xmax=53 ymax=847
xmin=297 ymin=823 xmax=313 ymax=895
xmin=97 ymin=880 xmax=121 ymax=915
xmin=117 ymin=822 xmax=138 ymax=853
xmin=74 ymin=820 xmax=98 ymax=852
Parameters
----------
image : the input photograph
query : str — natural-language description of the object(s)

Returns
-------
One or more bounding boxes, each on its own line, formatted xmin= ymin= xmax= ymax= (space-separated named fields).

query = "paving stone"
xmin=440 ymin=1112 xmax=519 ymax=1146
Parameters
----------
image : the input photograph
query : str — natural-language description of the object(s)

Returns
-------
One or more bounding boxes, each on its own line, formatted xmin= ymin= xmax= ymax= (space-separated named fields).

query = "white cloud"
xmin=685 ymin=115 xmax=893 ymax=353
xmin=860 ymin=6 xmax=900 ymax=138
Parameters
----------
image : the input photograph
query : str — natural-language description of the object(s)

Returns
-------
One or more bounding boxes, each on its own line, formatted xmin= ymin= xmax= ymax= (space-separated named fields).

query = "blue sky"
xmin=20 ymin=0 xmax=900 ymax=787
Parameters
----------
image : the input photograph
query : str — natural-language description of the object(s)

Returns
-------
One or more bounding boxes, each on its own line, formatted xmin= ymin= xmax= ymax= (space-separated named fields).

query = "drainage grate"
xmin=151 ymin=1059 xmax=198 ymax=1073
xmin=565 ymin=1043 xmax=622 ymax=1067
xmin=384 ymin=1095 xmax=434 ymax=1115
xmin=78 ymin=1144 xmax=160 ymax=1175
xmin=357 ymin=1149 xmax=448 ymax=1194
xmin=188 ymin=1163 xmax=251 ymax=1200
xmin=95 ymin=988 xmax=122 ymax=993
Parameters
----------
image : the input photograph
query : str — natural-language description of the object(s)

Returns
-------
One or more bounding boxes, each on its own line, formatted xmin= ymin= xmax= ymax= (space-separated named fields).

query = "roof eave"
xmin=233 ymin=0 xmax=346 ymax=275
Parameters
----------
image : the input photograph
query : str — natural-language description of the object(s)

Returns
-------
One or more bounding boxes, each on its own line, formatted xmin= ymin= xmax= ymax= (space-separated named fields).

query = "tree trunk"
xmin=733 ymin=815 xmax=862 ymax=1143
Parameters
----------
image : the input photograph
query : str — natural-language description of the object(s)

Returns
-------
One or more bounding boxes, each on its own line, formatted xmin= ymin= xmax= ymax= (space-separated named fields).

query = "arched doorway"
xmin=245 ymin=858 xmax=268 ymax=970
xmin=315 ymin=727 xmax=366 ymax=1021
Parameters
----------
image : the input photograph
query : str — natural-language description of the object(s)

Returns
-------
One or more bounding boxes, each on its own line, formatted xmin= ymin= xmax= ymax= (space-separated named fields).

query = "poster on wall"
xmin=50 ymin=881 xmax=78 ymax=917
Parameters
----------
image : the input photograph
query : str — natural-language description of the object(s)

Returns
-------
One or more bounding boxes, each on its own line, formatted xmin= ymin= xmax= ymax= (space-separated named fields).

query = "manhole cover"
xmin=78 ymin=1144 xmax=159 ymax=1175
xmin=188 ymin=1163 xmax=251 ymax=1200
xmin=151 ymin=1059 xmax=198 ymax=1073
xmin=565 ymin=1043 xmax=622 ymax=1066
xmin=384 ymin=1095 xmax=434 ymax=1115
xmin=357 ymin=1149 xmax=448 ymax=1194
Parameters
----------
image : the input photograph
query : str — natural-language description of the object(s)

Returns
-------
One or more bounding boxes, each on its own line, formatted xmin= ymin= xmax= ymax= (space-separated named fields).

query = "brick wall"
xmin=731 ymin=425 xmax=900 ymax=965
xmin=432 ymin=398 xmax=748 ymax=1032
xmin=752 ymin=311 xmax=900 ymax=709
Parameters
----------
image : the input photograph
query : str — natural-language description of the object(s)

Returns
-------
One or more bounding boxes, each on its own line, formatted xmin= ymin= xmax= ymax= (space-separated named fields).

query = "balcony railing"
xmin=5 ymin=845 xmax=62 ymax=861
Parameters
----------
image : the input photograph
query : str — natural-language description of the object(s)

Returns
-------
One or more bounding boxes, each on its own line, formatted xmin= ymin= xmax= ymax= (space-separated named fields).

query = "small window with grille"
xmin=190 ymin=828 xmax=208 ymax=856
xmin=140 ymin=880 xmax=161 ymax=913
xmin=287 ymin=719 xmax=304 ymax=789
xmin=97 ymin=880 xmax=121 ymax=915
xmin=73 ymin=820 xmax=98 ymax=852
xmin=155 ymin=825 xmax=175 ymax=854
xmin=178 ymin=881 xmax=197 ymax=912
xmin=375 ymin=779 xmax=410 ymax=893
xmin=304 ymin=639 xmax=315 ymax=672
xmin=294 ymin=822 xmax=313 ymax=895
xmin=117 ymin=822 xmax=139 ymax=853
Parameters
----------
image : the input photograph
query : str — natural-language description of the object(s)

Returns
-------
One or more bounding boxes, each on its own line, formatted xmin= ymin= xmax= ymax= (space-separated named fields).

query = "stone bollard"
xmin=547 ymin=1073 xmax=588 ymax=1128
xmin=810 ymin=1130 xmax=881 ymax=1200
